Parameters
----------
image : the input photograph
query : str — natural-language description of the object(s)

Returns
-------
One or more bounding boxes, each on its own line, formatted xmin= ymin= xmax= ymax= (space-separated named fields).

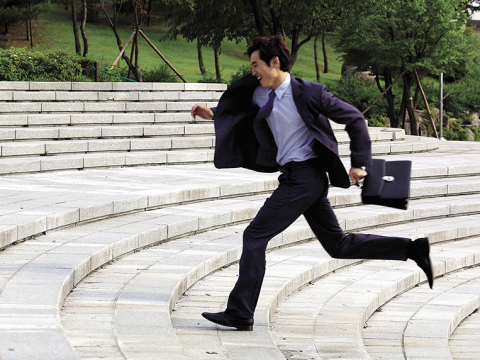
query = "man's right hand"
xmin=191 ymin=104 xmax=214 ymax=120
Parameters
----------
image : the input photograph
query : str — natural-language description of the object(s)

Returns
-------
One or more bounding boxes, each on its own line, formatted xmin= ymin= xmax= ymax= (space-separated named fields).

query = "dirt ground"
xmin=0 ymin=23 xmax=33 ymax=49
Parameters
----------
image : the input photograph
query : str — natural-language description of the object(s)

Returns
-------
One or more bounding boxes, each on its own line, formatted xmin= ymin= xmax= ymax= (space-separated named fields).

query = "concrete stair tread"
xmin=449 ymin=300 xmax=480 ymax=359
xmin=172 ymin=235 xmax=480 ymax=360
xmin=0 ymin=124 xmax=399 ymax=142
xmin=1 ymin=90 xmax=224 ymax=102
xmin=0 ymin=123 xmax=216 ymax=141
xmin=0 ymin=100 xmax=219 ymax=114
xmin=0 ymin=112 xmax=213 ymax=126
xmin=0 ymin=191 xmax=478 ymax=359
xmin=0 ymin=136 xmax=438 ymax=176
xmin=362 ymin=266 xmax=480 ymax=360
xmin=1 ymin=158 xmax=480 ymax=249
xmin=0 ymin=81 xmax=228 ymax=92
xmin=270 ymin=238 xmax=480 ymax=360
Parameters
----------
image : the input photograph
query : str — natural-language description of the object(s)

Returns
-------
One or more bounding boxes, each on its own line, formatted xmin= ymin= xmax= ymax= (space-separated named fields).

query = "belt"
xmin=278 ymin=158 xmax=317 ymax=172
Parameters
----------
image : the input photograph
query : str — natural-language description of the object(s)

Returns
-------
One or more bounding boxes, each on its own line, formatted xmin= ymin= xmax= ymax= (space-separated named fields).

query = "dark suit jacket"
xmin=212 ymin=74 xmax=372 ymax=188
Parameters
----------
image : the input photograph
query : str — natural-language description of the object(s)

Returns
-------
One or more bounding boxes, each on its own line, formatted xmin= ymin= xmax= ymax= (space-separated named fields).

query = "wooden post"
xmin=110 ymin=31 xmax=136 ymax=70
xmin=414 ymin=70 xmax=438 ymax=138
xmin=94 ymin=61 xmax=99 ymax=82
xmin=138 ymin=30 xmax=188 ymax=83
xmin=362 ymin=69 xmax=408 ymax=115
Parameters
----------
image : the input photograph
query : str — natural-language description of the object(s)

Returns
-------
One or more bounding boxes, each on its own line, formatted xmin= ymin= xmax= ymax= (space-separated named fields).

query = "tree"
xmin=0 ymin=0 xmax=20 ymax=34
xmin=95 ymin=0 xmax=139 ymax=80
xmin=244 ymin=0 xmax=367 ymax=70
xmin=17 ymin=0 xmax=52 ymax=48
xmin=334 ymin=0 xmax=480 ymax=134
xmin=80 ymin=0 xmax=88 ymax=56
xmin=70 ymin=0 xmax=88 ymax=56
xmin=164 ymin=0 xmax=249 ymax=82
xmin=71 ymin=0 xmax=81 ymax=55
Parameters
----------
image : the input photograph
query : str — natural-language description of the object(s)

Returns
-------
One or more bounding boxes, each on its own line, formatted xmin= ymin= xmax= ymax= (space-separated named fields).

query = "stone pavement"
xmin=0 ymin=81 xmax=479 ymax=360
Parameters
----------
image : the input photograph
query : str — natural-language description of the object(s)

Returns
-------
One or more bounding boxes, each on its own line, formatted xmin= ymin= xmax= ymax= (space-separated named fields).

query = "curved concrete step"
xmin=173 ymin=228 xmax=480 ymax=360
xmin=0 ymin=187 xmax=478 ymax=359
xmin=0 ymin=131 xmax=407 ymax=159
xmin=0 ymin=124 xmax=399 ymax=144
xmin=0 ymin=157 xmax=479 ymax=251
xmin=0 ymin=112 xmax=209 ymax=126
xmin=270 ymin=236 xmax=480 ymax=360
xmin=0 ymin=136 xmax=438 ymax=175
xmin=363 ymin=266 xmax=480 ymax=360
xmin=0 ymin=123 xmax=215 ymax=141
xmin=0 ymin=81 xmax=227 ymax=92
xmin=449 ymin=301 xmax=480 ymax=359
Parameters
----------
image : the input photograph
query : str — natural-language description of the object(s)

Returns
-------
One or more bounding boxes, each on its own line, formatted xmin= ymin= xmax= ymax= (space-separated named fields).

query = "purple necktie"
xmin=256 ymin=90 xmax=276 ymax=120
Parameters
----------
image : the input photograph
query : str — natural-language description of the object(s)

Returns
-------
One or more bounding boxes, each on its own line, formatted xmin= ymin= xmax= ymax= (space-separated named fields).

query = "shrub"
xmin=198 ymin=72 xmax=223 ymax=83
xmin=0 ymin=47 xmax=99 ymax=82
xmin=142 ymin=64 xmax=179 ymax=82
xmin=443 ymin=68 xmax=480 ymax=115
xmin=325 ymin=75 xmax=389 ymax=125
xmin=228 ymin=64 xmax=251 ymax=87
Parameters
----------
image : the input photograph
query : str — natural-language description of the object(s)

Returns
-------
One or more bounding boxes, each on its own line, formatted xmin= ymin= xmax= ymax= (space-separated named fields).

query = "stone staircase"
xmin=0 ymin=81 xmax=479 ymax=360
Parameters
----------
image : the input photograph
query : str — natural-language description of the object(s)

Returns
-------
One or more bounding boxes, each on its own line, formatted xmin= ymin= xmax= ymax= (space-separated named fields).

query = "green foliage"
xmin=142 ymin=64 xmax=180 ymax=82
xmin=443 ymin=68 xmax=480 ymax=115
xmin=0 ymin=47 xmax=97 ymax=81
xmin=325 ymin=75 xmax=389 ymax=125
xmin=444 ymin=119 xmax=470 ymax=141
xmin=198 ymin=72 xmax=223 ymax=83
xmin=227 ymin=64 xmax=251 ymax=86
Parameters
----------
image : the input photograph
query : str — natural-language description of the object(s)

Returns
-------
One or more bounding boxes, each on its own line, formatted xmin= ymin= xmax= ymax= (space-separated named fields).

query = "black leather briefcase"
xmin=360 ymin=159 xmax=412 ymax=210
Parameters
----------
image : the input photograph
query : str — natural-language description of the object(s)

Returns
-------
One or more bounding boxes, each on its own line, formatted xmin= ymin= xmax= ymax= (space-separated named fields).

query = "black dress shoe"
xmin=408 ymin=237 xmax=434 ymax=289
xmin=201 ymin=311 xmax=254 ymax=331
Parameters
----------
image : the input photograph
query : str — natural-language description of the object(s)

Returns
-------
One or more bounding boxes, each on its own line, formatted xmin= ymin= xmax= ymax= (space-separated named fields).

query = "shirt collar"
xmin=271 ymin=73 xmax=290 ymax=100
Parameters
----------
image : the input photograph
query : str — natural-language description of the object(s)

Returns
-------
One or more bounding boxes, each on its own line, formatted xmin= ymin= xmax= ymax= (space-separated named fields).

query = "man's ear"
xmin=272 ymin=56 xmax=280 ymax=68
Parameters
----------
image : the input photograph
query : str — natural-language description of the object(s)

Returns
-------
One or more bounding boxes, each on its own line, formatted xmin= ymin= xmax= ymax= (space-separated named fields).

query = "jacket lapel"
xmin=291 ymin=77 xmax=313 ymax=128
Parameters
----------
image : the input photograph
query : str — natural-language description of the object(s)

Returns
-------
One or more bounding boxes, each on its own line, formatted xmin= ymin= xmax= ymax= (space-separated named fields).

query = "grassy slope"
xmin=2 ymin=3 xmax=343 ymax=83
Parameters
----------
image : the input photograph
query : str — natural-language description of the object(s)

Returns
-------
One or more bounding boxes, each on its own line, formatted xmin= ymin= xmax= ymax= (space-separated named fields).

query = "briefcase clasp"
xmin=383 ymin=176 xmax=395 ymax=182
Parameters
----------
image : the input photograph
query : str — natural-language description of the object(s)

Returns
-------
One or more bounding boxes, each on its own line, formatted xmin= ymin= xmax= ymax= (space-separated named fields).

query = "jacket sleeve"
xmin=316 ymin=86 xmax=372 ymax=168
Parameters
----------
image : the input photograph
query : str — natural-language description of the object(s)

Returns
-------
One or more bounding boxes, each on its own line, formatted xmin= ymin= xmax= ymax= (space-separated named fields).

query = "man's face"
xmin=250 ymin=50 xmax=281 ymax=89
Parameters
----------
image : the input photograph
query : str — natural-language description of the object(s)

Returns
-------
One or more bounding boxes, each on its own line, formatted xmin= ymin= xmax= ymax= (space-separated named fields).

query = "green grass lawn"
xmin=31 ymin=4 xmax=342 ymax=83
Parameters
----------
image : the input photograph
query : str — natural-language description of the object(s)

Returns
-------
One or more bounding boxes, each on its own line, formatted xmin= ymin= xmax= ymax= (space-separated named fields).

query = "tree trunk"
xmin=249 ymin=0 xmax=267 ymax=36
xmin=147 ymin=0 xmax=152 ymax=26
xmin=214 ymin=46 xmax=221 ymax=82
xmin=377 ymin=71 xmax=397 ymax=127
xmin=267 ymin=0 xmax=280 ymax=34
xmin=26 ymin=21 xmax=29 ymax=40
xmin=29 ymin=19 xmax=33 ymax=48
xmin=413 ymin=71 xmax=421 ymax=109
xmin=322 ymin=29 xmax=328 ymax=73
xmin=403 ymin=71 xmax=418 ymax=135
xmin=80 ymin=0 xmax=88 ymax=56
xmin=97 ymin=0 xmax=136 ymax=75
xmin=289 ymin=25 xmax=311 ymax=70
xmin=127 ymin=40 xmax=135 ymax=80
xmin=71 ymin=0 xmax=81 ymax=55
xmin=314 ymin=36 xmax=320 ymax=82
xmin=4 ymin=23 xmax=9 ymax=34
xmin=197 ymin=38 xmax=206 ymax=75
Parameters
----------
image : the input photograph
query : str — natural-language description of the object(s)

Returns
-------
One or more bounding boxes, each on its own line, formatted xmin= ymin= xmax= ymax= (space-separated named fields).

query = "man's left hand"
xmin=349 ymin=167 xmax=367 ymax=186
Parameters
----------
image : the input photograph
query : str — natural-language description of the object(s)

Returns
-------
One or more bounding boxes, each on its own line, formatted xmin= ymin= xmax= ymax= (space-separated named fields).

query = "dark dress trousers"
xmin=212 ymin=75 xmax=410 ymax=319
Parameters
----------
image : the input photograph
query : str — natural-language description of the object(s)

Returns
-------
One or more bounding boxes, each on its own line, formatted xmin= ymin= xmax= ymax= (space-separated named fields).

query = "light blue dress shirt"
xmin=252 ymin=74 xmax=317 ymax=166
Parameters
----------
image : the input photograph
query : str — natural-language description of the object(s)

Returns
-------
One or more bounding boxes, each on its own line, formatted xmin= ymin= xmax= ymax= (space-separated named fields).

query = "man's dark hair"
xmin=247 ymin=36 xmax=291 ymax=72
